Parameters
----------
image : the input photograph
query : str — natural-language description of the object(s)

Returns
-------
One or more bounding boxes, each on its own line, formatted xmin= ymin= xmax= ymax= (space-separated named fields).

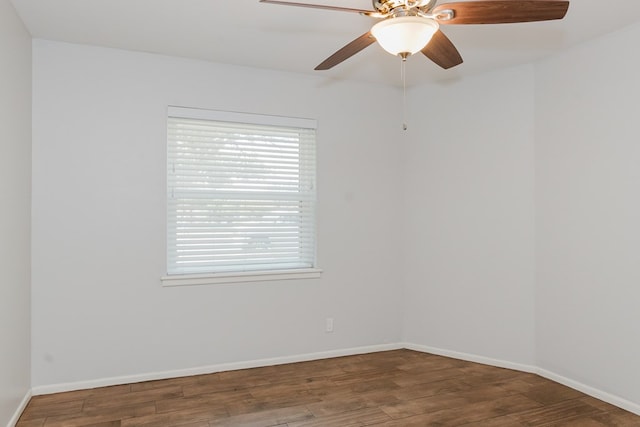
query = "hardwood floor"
xmin=17 ymin=350 xmax=640 ymax=426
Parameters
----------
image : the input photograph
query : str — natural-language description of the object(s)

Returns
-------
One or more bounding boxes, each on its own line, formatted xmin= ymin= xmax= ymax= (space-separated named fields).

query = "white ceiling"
xmin=11 ymin=0 xmax=640 ymax=87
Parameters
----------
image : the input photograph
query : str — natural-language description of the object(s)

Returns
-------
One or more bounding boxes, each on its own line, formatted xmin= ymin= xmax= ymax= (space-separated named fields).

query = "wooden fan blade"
xmin=421 ymin=30 xmax=463 ymax=69
xmin=433 ymin=1 xmax=569 ymax=24
xmin=315 ymin=32 xmax=376 ymax=70
xmin=259 ymin=0 xmax=374 ymax=14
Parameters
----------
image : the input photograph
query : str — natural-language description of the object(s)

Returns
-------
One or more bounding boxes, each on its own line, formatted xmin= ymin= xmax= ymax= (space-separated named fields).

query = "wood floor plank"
xmin=384 ymin=394 xmax=542 ymax=425
xmin=380 ymin=391 xmax=469 ymax=419
xmin=119 ymin=406 xmax=228 ymax=427
xmin=392 ymin=366 xmax=467 ymax=387
xmin=16 ymin=349 xmax=640 ymax=427
xmin=80 ymin=401 xmax=160 ymax=420
xmin=43 ymin=402 xmax=156 ymax=427
xmin=28 ymin=384 xmax=131 ymax=406
xmin=509 ymin=398 xmax=603 ymax=426
xmin=130 ymin=375 xmax=206 ymax=392
xmin=12 ymin=419 xmax=45 ymax=427
xmin=305 ymin=393 xmax=375 ymax=417
xmin=83 ymin=385 xmax=184 ymax=411
xmin=156 ymin=389 xmax=250 ymax=414
xmin=544 ymin=417 xmax=612 ymax=427
xmin=518 ymin=381 xmax=585 ymax=405
xmin=389 ymin=376 xmax=472 ymax=401
xmin=82 ymin=422 xmax=121 ymax=427
xmin=208 ymin=405 xmax=314 ymax=426
xmin=169 ymin=422 xmax=210 ymax=427
xmin=287 ymin=407 xmax=391 ymax=426
xmin=20 ymin=399 xmax=84 ymax=421
xmin=458 ymin=414 xmax=528 ymax=426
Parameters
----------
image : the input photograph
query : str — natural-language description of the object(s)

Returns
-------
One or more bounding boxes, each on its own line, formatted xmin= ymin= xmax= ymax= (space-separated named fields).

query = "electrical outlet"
xmin=325 ymin=317 xmax=334 ymax=333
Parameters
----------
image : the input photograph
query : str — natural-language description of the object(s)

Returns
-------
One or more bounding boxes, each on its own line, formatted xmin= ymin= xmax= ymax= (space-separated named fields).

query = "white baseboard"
xmin=31 ymin=343 xmax=403 ymax=396
xmin=537 ymin=368 xmax=640 ymax=416
xmin=7 ymin=389 xmax=31 ymax=427
xmin=403 ymin=342 xmax=538 ymax=374
xmin=28 ymin=342 xmax=640 ymax=418
xmin=404 ymin=343 xmax=640 ymax=417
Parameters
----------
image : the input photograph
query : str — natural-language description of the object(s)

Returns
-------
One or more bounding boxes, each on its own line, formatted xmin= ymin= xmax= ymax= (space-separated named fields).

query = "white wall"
xmin=402 ymin=65 xmax=536 ymax=366
xmin=535 ymin=22 xmax=640 ymax=405
xmin=28 ymin=20 xmax=640 ymax=412
xmin=0 ymin=0 xmax=32 ymax=424
xmin=31 ymin=40 xmax=404 ymax=387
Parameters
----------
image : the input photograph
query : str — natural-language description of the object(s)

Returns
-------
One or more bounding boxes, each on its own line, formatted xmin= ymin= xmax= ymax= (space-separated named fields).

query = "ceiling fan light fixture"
xmin=371 ymin=16 xmax=439 ymax=56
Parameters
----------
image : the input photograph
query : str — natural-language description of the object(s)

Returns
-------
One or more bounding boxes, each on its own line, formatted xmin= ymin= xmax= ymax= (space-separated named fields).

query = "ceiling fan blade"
xmin=259 ymin=0 xmax=375 ymax=14
xmin=421 ymin=30 xmax=463 ymax=69
xmin=433 ymin=1 xmax=569 ymax=24
xmin=315 ymin=32 xmax=376 ymax=70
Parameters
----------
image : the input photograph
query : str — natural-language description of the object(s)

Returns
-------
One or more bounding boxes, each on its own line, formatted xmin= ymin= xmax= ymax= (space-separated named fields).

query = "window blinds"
xmin=167 ymin=108 xmax=317 ymax=275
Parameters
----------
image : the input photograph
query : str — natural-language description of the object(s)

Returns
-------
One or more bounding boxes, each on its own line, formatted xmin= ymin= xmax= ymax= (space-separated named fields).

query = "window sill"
xmin=161 ymin=268 xmax=323 ymax=287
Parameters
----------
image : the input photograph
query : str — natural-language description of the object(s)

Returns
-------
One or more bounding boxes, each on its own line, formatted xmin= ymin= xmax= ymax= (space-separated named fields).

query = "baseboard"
xmin=537 ymin=368 xmax=640 ymax=416
xmin=31 ymin=343 xmax=403 ymax=396
xmin=403 ymin=342 xmax=538 ymax=374
xmin=28 ymin=342 xmax=640 ymax=418
xmin=404 ymin=342 xmax=640 ymax=417
xmin=7 ymin=389 xmax=31 ymax=427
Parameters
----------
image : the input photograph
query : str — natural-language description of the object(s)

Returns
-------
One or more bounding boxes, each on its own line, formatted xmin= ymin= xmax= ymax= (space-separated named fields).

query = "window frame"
xmin=162 ymin=106 xmax=321 ymax=287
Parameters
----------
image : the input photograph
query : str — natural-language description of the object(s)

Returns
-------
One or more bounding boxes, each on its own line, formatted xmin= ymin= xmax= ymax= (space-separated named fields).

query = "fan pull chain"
xmin=401 ymin=56 xmax=408 ymax=131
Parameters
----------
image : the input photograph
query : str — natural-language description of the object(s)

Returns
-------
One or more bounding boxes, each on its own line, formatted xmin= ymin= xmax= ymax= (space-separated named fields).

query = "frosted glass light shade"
xmin=371 ymin=16 xmax=439 ymax=56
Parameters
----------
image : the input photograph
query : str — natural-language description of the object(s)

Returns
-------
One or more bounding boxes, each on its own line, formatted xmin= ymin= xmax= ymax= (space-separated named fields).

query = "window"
xmin=163 ymin=107 xmax=319 ymax=286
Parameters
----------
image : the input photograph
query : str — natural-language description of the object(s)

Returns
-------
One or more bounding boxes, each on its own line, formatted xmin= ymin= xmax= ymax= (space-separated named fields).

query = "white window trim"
xmin=168 ymin=106 xmax=317 ymax=130
xmin=164 ymin=106 xmax=320 ymax=286
xmin=161 ymin=268 xmax=322 ymax=287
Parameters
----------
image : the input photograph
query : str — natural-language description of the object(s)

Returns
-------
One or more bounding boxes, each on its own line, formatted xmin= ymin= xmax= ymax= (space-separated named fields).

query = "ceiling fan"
xmin=260 ymin=0 xmax=570 ymax=70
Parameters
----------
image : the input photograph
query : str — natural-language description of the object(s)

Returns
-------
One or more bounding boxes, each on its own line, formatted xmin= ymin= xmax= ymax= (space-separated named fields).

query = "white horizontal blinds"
xmin=167 ymin=110 xmax=316 ymax=275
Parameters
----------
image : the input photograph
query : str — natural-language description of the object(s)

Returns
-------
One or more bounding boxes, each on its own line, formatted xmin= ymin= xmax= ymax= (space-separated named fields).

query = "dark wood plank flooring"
xmin=17 ymin=349 xmax=640 ymax=426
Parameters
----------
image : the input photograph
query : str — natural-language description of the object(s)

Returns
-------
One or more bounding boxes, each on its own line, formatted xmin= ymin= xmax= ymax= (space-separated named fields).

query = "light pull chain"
xmin=401 ymin=56 xmax=408 ymax=131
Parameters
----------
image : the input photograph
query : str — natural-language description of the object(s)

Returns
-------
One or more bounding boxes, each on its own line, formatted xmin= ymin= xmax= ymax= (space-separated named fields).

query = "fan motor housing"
xmin=373 ymin=0 xmax=436 ymax=13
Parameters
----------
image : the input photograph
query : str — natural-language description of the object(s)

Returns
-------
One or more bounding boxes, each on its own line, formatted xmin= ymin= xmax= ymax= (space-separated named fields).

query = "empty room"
xmin=2 ymin=0 xmax=640 ymax=426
